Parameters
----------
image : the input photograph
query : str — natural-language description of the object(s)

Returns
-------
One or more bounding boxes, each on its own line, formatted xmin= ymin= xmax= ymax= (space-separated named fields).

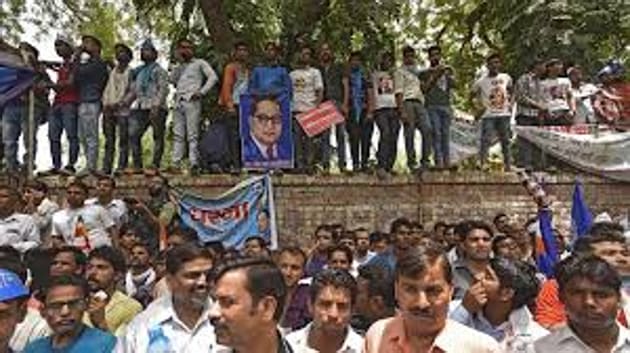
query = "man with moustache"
xmin=23 ymin=275 xmax=116 ymax=353
xmin=116 ymin=244 xmax=216 ymax=352
xmin=287 ymin=269 xmax=363 ymax=352
xmin=84 ymin=246 xmax=142 ymax=336
xmin=363 ymin=245 xmax=500 ymax=353
xmin=210 ymin=257 xmax=293 ymax=353
xmin=277 ymin=246 xmax=311 ymax=332
xmin=534 ymin=255 xmax=630 ymax=352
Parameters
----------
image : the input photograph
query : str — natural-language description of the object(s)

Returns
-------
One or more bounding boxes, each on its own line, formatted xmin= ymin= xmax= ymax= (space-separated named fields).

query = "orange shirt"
xmin=534 ymin=279 xmax=566 ymax=328
xmin=219 ymin=62 xmax=238 ymax=108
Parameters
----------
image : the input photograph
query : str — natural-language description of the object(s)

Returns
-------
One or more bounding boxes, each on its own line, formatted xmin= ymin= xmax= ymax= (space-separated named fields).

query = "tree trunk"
xmin=198 ymin=0 xmax=236 ymax=54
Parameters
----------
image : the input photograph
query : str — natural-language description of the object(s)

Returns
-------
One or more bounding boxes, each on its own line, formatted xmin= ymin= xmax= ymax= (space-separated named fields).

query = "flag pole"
xmin=27 ymin=88 xmax=35 ymax=178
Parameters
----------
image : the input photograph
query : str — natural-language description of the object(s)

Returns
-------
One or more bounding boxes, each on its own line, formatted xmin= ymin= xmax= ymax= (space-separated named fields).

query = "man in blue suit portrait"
xmin=243 ymin=96 xmax=291 ymax=163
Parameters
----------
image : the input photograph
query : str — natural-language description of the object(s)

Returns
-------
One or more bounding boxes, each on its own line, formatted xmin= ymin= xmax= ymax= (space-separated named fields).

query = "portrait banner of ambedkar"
xmin=240 ymin=92 xmax=294 ymax=169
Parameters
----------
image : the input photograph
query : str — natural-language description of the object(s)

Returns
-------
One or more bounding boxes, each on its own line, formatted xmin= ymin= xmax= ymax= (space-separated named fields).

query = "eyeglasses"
xmin=45 ymin=298 xmax=85 ymax=313
xmin=254 ymin=114 xmax=282 ymax=126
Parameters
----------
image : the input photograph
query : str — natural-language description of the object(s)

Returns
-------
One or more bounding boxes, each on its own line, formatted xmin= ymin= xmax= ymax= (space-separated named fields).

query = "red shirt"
xmin=54 ymin=62 xmax=79 ymax=105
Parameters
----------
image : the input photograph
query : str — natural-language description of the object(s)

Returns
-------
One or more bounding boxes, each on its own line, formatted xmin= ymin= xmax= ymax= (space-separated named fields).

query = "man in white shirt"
xmin=170 ymin=38 xmax=218 ymax=176
xmin=85 ymin=175 xmax=127 ymax=229
xmin=395 ymin=46 xmax=432 ymax=173
xmin=116 ymin=243 xmax=216 ymax=353
xmin=287 ymin=269 xmax=363 ymax=352
xmin=470 ymin=53 xmax=513 ymax=172
xmin=540 ymin=58 xmax=575 ymax=126
xmin=22 ymin=180 xmax=59 ymax=246
xmin=51 ymin=180 xmax=116 ymax=251
xmin=291 ymin=45 xmax=324 ymax=173
xmin=371 ymin=52 xmax=399 ymax=177
xmin=101 ymin=43 xmax=133 ymax=175
xmin=449 ymin=258 xmax=548 ymax=352
xmin=0 ymin=183 xmax=40 ymax=253
xmin=534 ymin=255 xmax=630 ymax=352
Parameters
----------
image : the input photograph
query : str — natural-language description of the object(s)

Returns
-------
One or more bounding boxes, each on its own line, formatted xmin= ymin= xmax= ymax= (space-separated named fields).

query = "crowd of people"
xmin=3 ymin=34 xmax=626 ymax=177
xmin=0 ymin=169 xmax=629 ymax=352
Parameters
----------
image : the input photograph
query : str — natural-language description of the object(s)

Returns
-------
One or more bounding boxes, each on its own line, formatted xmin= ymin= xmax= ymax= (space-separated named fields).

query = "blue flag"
xmin=571 ymin=180 xmax=593 ymax=238
xmin=0 ymin=45 xmax=36 ymax=107
xmin=536 ymin=208 xmax=558 ymax=278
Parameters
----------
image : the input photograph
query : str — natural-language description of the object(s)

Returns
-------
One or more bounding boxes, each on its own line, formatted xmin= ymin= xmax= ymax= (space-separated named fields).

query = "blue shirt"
xmin=23 ymin=326 xmax=117 ymax=353
xmin=366 ymin=247 xmax=397 ymax=277
xmin=248 ymin=65 xmax=293 ymax=97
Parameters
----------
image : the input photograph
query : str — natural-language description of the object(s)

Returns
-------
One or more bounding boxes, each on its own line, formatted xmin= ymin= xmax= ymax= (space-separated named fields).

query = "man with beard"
xmin=209 ymin=257 xmax=293 ymax=353
xmin=50 ymin=180 xmax=116 ymax=250
xmin=287 ymin=269 xmax=363 ymax=352
xmin=534 ymin=255 xmax=630 ymax=352
xmin=363 ymin=245 xmax=499 ymax=353
xmin=352 ymin=264 xmax=395 ymax=334
xmin=124 ymin=39 xmax=169 ymax=172
xmin=170 ymin=38 xmax=218 ymax=176
xmin=452 ymin=220 xmax=494 ymax=299
xmin=116 ymin=244 xmax=215 ymax=352
xmin=124 ymin=242 xmax=156 ymax=307
xmin=125 ymin=172 xmax=176 ymax=253
xmin=24 ymin=275 xmax=116 ymax=353
xmin=277 ymin=246 xmax=311 ymax=332
xmin=84 ymin=246 xmax=142 ymax=336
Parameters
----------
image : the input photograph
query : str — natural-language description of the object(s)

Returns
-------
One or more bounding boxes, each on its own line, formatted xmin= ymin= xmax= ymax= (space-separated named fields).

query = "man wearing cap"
xmin=169 ymin=38 xmax=218 ymax=176
xmin=0 ymin=266 xmax=30 ymax=353
xmin=101 ymin=43 xmax=133 ymax=175
xmin=74 ymin=34 xmax=109 ymax=175
xmin=0 ymin=183 xmax=41 ymax=253
xmin=47 ymin=35 xmax=80 ymax=175
xmin=124 ymin=39 xmax=169 ymax=172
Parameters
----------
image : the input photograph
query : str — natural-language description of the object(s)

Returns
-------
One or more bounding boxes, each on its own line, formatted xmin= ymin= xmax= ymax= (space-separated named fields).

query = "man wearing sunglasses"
xmin=24 ymin=275 xmax=116 ymax=353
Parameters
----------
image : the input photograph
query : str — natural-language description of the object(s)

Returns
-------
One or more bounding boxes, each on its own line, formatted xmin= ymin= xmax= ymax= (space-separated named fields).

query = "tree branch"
xmin=198 ymin=0 xmax=236 ymax=54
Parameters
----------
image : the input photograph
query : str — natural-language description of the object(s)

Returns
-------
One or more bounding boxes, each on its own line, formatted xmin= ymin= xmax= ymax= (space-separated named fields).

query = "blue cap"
xmin=0 ymin=269 xmax=29 ymax=302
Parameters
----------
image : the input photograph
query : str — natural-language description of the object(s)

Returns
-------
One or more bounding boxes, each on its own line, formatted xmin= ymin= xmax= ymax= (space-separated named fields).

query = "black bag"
xmin=199 ymin=121 xmax=230 ymax=170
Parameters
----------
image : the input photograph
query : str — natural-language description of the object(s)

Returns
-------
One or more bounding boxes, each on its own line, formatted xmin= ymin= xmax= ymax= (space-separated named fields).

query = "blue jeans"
xmin=2 ymin=104 xmax=38 ymax=170
xmin=49 ymin=103 xmax=79 ymax=169
xmin=102 ymin=114 xmax=129 ymax=173
xmin=428 ymin=105 xmax=452 ymax=167
xmin=403 ymin=100 xmax=432 ymax=168
xmin=480 ymin=116 xmax=511 ymax=168
xmin=78 ymin=102 xmax=101 ymax=170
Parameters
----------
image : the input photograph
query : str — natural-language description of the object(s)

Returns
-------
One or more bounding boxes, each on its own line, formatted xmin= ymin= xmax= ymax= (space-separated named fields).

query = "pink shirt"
xmin=363 ymin=316 xmax=500 ymax=353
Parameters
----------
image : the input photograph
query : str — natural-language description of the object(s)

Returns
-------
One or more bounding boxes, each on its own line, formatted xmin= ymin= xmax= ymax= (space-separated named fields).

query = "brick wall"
xmin=35 ymin=172 xmax=630 ymax=245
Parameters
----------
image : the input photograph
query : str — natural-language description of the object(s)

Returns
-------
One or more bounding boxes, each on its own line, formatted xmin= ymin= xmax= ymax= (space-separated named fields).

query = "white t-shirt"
xmin=472 ymin=73 xmax=513 ymax=118
xmin=51 ymin=204 xmax=116 ymax=248
xmin=290 ymin=67 xmax=323 ymax=113
xmin=85 ymin=197 xmax=128 ymax=228
xmin=372 ymin=70 xmax=397 ymax=110
xmin=572 ymin=83 xmax=599 ymax=123
xmin=541 ymin=77 xmax=572 ymax=112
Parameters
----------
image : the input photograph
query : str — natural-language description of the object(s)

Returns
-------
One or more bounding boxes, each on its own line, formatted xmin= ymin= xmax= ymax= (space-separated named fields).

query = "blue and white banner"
xmin=176 ymin=175 xmax=277 ymax=249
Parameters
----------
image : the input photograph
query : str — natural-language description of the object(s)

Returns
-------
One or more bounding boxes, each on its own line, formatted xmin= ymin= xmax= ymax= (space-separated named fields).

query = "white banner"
xmin=515 ymin=125 xmax=630 ymax=182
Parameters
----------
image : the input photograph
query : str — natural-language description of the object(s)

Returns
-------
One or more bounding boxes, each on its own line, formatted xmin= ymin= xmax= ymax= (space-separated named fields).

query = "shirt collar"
xmin=152 ymin=295 xmax=212 ymax=332
xmin=293 ymin=323 xmax=360 ymax=352
xmin=250 ymin=133 xmax=277 ymax=160
xmin=556 ymin=323 xmax=630 ymax=350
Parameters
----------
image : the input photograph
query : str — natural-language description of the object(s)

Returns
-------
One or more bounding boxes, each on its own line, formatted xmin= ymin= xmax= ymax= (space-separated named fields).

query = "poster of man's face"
xmin=240 ymin=93 xmax=294 ymax=169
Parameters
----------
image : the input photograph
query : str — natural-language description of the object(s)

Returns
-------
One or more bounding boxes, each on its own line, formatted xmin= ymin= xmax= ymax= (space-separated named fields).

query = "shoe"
xmin=59 ymin=165 xmax=76 ymax=176
xmin=164 ymin=166 xmax=182 ymax=174
xmin=190 ymin=165 xmax=202 ymax=176
xmin=228 ymin=166 xmax=241 ymax=176
xmin=376 ymin=168 xmax=389 ymax=180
